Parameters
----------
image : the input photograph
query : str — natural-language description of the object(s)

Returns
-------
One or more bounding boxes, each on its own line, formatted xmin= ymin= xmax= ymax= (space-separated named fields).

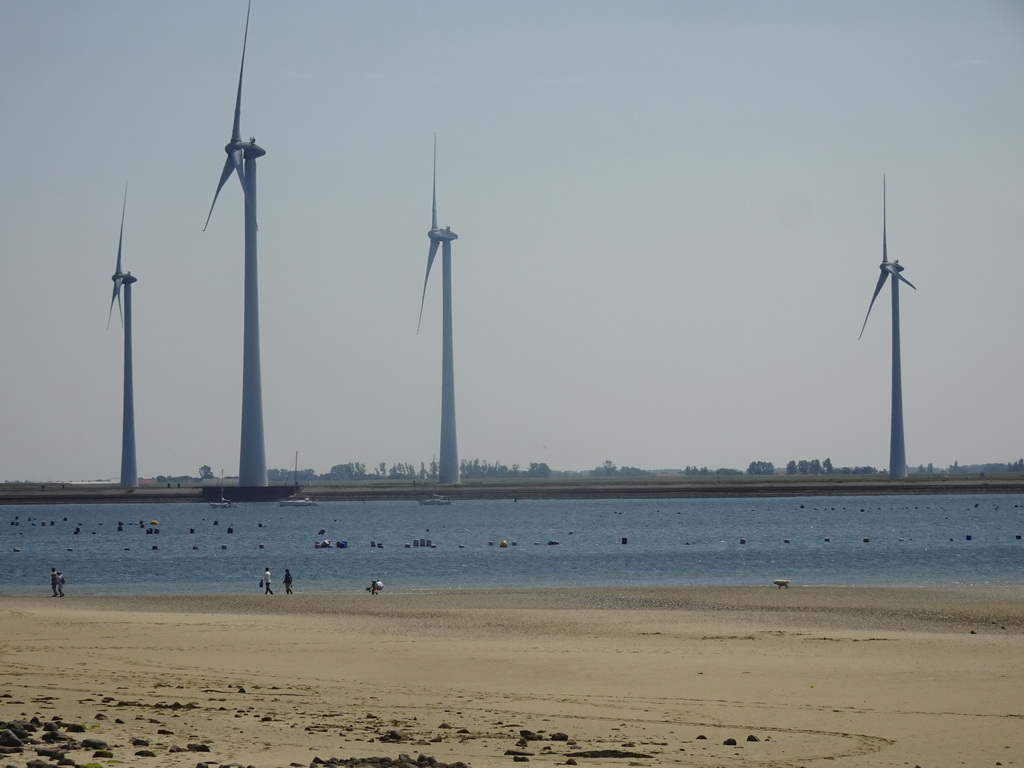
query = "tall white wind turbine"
xmin=108 ymin=185 xmax=138 ymax=488
xmin=417 ymin=138 xmax=460 ymax=484
xmin=203 ymin=0 xmax=268 ymax=487
xmin=858 ymin=177 xmax=917 ymax=479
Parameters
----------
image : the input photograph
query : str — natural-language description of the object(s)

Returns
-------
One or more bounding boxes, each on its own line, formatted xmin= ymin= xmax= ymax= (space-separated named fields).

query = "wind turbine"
xmin=417 ymin=138 xmax=460 ymax=484
xmin=858 ymin=177 xmax=916 ymax=479
xmin=108 ymin=185 xmax=138 ymax=488
xmin=203 ymin=0 xmax=267 ymax=487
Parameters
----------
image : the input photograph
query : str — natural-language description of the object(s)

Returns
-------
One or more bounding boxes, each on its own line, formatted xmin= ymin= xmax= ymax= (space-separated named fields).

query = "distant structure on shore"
xmin=107 ymin=184 xmax=138 ymax=489
xmin=417 ymin=137 xmax=461 ymax=485
xmin=858 ymin=176 xmax=916 ymax=479
xmin=203 ymin=1 xmax=268 ymax=487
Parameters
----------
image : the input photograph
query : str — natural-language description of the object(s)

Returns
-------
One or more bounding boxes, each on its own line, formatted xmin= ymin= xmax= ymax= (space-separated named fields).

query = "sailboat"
xmin=209 ymin=469 xmax=236 ymax=509
xmin=280 ymin=452 xmax=317 ymax=507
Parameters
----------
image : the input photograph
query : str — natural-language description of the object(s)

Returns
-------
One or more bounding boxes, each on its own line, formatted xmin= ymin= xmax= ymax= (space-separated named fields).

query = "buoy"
xmin=622 ymin=537 xmax=628 ymax=545
xmin=739 ymin=538 xmax=745 ymax=545
xmin=500 ymin=540 xmax=508 ymax=548
xmin=150 ymin=520 xmax=159 ymax=525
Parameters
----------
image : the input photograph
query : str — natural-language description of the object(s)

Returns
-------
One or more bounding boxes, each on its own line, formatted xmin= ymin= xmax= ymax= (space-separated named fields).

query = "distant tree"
xmin=785 ymin=460 xmax=798 ymax=475
xmin=747 ymin=461 xmax=775 ymax=476
xmin=619 ymin=466 xmax=650 ymax=476
xmin=716 ymin=468 xmax=742 ymax=476
xmin=377 ymin=462 xmax=387 ymax=478
xmin=796 ymin=459 xmax=810 ymax=475
xmin=198 ymin=465 xmax=214 ymax=481
xmin=809 ymin=459 xmax=822 ymax=475
xmin=527 ymin=462 xmax=551 ymax=478
xmin=822 ymin=458 xmax=833 ymax=475
xmin=388 ymin=463 xmax=417 ymax=479
xmin=328 ymin=463 xmax=366 ymax=481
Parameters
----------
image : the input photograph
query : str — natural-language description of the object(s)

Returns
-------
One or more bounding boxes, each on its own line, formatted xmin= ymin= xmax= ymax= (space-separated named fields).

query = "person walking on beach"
xmin=283 ymin=568 xmax=293 ymax=595
xmin=56 ymin=571 xmax=65 ymax=597
xmin=263 ymin=567 xmax=273 ymax=595
xmin=50 ymin=567 xmax=59 ymax=597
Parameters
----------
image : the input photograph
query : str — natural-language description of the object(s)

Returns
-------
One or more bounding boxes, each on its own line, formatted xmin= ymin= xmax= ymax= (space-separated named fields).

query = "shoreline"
xmin=2 ymin=476 xmax=1022 ymax=504
xmin=2 ymin=586 xmax=1022 ymax=768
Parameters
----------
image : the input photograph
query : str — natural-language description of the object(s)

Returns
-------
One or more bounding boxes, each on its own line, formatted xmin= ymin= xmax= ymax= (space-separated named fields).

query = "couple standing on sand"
xmin=49 ymin=567 xmax=65 ymax=597
xmin=261 ymin=568 xmax=293 ymax=595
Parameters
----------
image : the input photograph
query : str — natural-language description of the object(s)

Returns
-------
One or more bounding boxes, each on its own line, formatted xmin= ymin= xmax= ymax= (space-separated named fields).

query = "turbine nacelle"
xmin=225 ymin=137 xmax=265 ymax=158
xmin=429 ymin=226 xmax=458 ymax=243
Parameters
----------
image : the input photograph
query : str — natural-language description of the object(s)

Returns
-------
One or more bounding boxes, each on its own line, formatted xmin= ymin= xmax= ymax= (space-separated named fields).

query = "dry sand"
xmin=2 ymin=587 xmax=1022 ymax=768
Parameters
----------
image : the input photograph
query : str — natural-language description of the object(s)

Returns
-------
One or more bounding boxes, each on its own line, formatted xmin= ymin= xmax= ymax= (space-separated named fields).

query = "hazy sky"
xmin=1 ymin=1 xmax=1021 ymax=481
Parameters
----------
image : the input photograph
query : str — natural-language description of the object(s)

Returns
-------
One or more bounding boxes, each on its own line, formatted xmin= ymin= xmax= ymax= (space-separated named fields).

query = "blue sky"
xmin=1 ymin=1 xmax=1021 ymax=480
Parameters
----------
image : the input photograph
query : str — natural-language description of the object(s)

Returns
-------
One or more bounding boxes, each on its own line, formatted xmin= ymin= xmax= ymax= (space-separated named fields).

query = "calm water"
xmin=1 ymin=494 xmax=1021 ymax=596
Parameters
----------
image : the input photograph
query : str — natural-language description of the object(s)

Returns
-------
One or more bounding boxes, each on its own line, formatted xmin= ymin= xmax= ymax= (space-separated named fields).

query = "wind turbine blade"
xmin=417 ymin=240 xmax=440 ymax=334
xmin=108 ymin=185 xmax=127 ymax=330
xmin=858 ymin=270 xmax=889 ymax=340
xmin=431 ymin=135 xmax=438 ymax=230
xmin=896 ymin=272 xmax=916 ymax=290
xmin=882 ymin=174 xmax=887 ymax=262
xmin=231 ymin=1 xmax=252 ymax=143
xmin=107 ymin=279 xmax=122 ymax=330
xmin=203 ymin=154 xmax=237 ymax=231
xmin=115 ymin=184 xmax=127 ymax=274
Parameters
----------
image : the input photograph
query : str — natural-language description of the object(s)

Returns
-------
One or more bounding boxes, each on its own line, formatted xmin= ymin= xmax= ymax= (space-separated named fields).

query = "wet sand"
xmin=2 ymin=587 xmax=1022 ymax=767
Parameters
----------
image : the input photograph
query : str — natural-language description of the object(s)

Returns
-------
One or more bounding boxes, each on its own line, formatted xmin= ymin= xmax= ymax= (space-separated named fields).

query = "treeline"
xmin=935 ymin=460 xmax=1024 ymax=474
xmin=743 ymin=459 xmax=880 ymax=476
xmin=155 ymin=455 xmax=1023 ymax=485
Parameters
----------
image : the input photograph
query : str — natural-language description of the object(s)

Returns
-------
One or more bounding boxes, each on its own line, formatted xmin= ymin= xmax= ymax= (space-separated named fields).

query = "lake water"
xmin=1 ymin=494 xmax=1021 ymax=595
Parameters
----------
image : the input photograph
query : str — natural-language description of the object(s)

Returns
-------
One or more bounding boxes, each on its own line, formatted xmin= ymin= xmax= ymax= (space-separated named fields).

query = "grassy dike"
xmin=1 ymin=473 xmax=1022 ymax=504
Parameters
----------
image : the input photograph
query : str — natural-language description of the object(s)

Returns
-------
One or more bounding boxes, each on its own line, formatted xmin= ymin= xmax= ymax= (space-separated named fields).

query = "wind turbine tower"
xmin=858 ymin=177 xmax=916 ymax=479
xmin=204 ymin=0 xmax=267 ymax=487
xmin=108 ymin=186 xmax=138 ymax=488
xmin=417 ymin=139 xmax=460 ymax=484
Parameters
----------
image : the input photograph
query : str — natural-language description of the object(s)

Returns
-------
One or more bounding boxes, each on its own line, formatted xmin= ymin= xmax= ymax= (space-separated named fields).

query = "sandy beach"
xmin=2 ymin=587 xmax=1022 ymax=768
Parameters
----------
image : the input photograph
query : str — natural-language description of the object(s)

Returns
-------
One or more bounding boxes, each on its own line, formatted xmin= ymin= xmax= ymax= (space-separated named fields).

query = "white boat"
xmin=209 ymin=470 xmax=237 ymax=509
xmin=280 ymin=451 xmax=318 ymax=507
xmin=314 ymin=538 xmax=332 ymax=548
xmin=419 ymin=493 xmax=452 ymax=506
xmin=280 ymin=495 xmax=318 ymax=507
